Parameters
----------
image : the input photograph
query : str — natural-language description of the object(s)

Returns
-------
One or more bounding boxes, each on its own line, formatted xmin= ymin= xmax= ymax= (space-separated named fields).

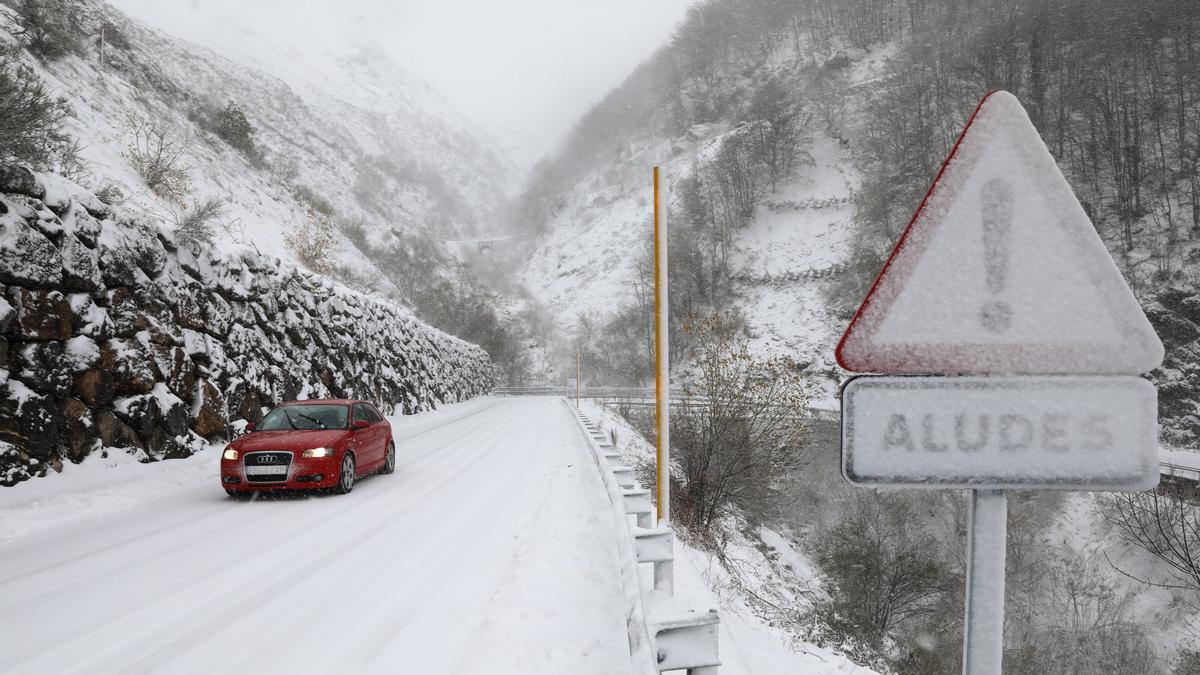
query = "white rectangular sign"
xmin=841 ymin=376 xmax=1159 ymax=491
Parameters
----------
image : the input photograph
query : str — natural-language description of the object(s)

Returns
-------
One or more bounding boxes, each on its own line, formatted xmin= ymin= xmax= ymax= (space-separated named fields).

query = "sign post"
xmin=653 ymin=165 xmax=673 ymax=595
xmin=835 ymin=91 xmax=1163 ymax=675
xmin=963 ymin=489 xmax=1006 ymax=674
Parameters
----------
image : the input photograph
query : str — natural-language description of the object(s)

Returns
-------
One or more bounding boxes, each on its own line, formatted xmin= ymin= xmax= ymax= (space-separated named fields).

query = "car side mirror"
xmin=246 ymin=422 xmax=256 ymax=432
xmin=352 ymin=419 xmax=369 ymax=430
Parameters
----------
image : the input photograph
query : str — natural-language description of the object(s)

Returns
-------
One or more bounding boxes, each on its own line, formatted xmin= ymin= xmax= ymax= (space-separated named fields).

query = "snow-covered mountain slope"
xmin=0 ymin=0 xmax=514 ymax=282
xmin=518 ymin=39 xmax=880 ymax=396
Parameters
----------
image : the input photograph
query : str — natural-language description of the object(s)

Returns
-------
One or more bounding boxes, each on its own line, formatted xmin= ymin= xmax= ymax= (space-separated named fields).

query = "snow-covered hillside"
xmin=518 ymin=40 xmax=880 ymax=398
xmin=0 ymin=0 xmax=515 ymax=286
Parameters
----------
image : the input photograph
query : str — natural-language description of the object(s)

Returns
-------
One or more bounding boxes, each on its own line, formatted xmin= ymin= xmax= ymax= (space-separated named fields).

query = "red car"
xmin=220 ymin=399 xmax=395 ymax=498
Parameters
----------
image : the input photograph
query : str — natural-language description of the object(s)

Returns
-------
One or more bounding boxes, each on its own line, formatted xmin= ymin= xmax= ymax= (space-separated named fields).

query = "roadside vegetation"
xmin=0 ymin=46 xmax=74 ymax=170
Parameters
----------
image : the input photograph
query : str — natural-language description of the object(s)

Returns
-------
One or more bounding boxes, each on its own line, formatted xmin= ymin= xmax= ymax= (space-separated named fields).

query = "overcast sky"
xmin=108 ymin=0 xmax=694 ymax=165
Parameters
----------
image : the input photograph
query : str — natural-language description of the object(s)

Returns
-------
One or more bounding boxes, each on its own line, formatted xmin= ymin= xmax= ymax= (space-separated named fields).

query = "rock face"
xmin=0 ymin=167 xmax=497 ymax=485
xmin=1148 ymin=291 xmax=1200 ymax=447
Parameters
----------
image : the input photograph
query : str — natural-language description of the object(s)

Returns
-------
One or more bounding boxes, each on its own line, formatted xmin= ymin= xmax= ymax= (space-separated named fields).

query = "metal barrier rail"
xmin=568 ymin=401 xmax=720 ymax=674
xmin=566 ymin=400 xmax=660 ymax=675
xmin=1161 ymin=461 xmax=1200 ymax=483
xmin=495 ymin=387 xmax=838 ymax=422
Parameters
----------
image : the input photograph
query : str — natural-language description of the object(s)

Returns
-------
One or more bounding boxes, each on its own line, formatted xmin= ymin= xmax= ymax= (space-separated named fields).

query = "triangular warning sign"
xmin=837 ymin=91 xmax=1163 ymax=375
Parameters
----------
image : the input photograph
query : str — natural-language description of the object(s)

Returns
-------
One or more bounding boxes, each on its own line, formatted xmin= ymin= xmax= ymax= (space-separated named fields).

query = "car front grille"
xmin=242 ymin=451 xmax=293 ymax=483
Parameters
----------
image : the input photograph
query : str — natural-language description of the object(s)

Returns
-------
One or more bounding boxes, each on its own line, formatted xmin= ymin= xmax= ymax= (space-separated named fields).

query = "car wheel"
xmin=226 ymin=490 xmax=252 ymax=501
xmin=380 ymin=441 xmax=396 ymax=475
xmin=332 ymin=452 xmax=355 ymax=495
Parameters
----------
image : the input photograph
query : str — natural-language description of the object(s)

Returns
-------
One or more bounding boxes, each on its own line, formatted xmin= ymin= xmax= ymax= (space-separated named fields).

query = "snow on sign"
xmin=836 ymin=91 xmax=1163 ymax=375
xmin=841 ymin=376 xmax=1159 ymax=490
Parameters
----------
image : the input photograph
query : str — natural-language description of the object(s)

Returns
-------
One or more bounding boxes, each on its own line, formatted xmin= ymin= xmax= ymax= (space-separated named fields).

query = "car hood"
xmin=234 ymin=429 xmax=349 ymax=452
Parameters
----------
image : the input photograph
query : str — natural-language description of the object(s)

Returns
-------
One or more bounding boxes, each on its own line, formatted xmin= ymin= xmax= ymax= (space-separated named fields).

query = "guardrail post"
xmin=654 ymin=560 xmax=674 ymax=595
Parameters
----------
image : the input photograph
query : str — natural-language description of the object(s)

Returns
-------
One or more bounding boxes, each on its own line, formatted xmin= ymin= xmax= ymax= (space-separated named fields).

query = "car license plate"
xmin=245 ymin=466 xmax=288 ymax=476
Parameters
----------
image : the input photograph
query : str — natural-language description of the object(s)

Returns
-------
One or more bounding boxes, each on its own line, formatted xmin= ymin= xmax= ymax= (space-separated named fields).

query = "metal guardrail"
xmin=495 ymin=387 xmax=838 ymax=422
xmin=544 ymin=388 xmax=1198 ymax=489
xmin=567 ymin=401 xmax=660 ymax=675
xmin=568 ymin=401 xmax=720 ymax=674
xmin=1161 ymin=461 xmax=1200 ymax=484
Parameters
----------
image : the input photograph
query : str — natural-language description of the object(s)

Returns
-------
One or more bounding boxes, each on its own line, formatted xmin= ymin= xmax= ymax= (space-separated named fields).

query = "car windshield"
xmin=257 ymin=404 xmax=348 ymax=431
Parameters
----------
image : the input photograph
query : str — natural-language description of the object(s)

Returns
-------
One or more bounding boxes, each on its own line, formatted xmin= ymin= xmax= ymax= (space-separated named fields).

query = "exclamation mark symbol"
xmin=980 ymin=178 xmax=1013 ymax=333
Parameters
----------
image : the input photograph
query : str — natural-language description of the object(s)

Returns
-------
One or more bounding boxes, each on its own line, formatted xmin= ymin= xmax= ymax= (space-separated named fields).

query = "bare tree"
xmin=704 ymin=131 xmax=766 ymax=233
xmin=746 ymin=77 xmax=814 ymax=192
xmin=123 ymin=113 xmax=193 ymax=202
xmin=284 ymin=213 xmax=338 ymax=275
xmin=813 ymin=491 xmax=950 ymax=644
xmin=671 ymin=312 xmax=808 ymax=530
xmin=170 ymin=196 xmax=228 ymax=247
xmin=1100 ymin=488 xmax=1200 ymax=601
xmin=1005 ymin=555 xmax=1163 ymax=674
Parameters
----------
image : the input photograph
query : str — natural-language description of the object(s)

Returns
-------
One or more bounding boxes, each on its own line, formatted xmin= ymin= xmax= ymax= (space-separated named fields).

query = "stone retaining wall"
xmin=0 ymin=167 xmax=497 ymax=485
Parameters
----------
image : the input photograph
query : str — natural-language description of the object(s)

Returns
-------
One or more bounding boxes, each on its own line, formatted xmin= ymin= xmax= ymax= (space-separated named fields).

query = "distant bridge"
xmin=441 ymin=234 xmax=533 ymax=254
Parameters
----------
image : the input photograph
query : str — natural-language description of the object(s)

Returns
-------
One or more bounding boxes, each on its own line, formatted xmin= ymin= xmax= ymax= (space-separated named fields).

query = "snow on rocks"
xmin=0 ymin=206 xmax=62 ymax=287
xmin=0 ymin=167 xmax=498 ymax=485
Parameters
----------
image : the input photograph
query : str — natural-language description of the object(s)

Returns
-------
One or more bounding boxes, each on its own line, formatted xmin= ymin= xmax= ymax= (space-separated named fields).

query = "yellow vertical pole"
xmin=653 ymin=167 xmax=670 ymax=527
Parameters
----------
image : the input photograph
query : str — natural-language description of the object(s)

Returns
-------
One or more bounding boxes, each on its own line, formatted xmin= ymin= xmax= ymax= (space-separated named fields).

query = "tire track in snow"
xmin=0 ymin=500 xmax=242 ymax=586
xmin=106 ymin=415 xmax=511 ymax=675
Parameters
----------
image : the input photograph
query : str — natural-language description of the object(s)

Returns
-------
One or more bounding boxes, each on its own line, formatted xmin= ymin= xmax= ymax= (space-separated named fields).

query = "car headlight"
xmin=302 ymin=447 xmax=334 ymax=458
xmin=222 ymin=446 xmax=238 ymax=461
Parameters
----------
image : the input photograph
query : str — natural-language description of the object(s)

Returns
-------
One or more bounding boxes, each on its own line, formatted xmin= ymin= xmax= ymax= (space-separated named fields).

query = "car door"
xmin=351 ymin=403 xmax=381 ymax=471
xmin=366 ymin=403 xmax=389 ymax=458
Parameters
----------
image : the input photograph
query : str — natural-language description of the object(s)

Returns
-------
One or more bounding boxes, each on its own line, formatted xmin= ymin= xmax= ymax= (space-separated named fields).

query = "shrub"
xmin=285 ymin=213 xmax=338 ymax=275
xmin=1176 ymin=649 xmax=1200 ymax=675
xmin=0 ymin=48 xmax=72 ymax=168
xmin=670 ymin=312 xmax=808 ymax=530
xmin=50 ymin=136 xmax=90 ymax=183
xmin=94 ymin=180 xmax=126 ymax=206
xmin=212 ymin=101 xmax=256 ymax=156
xmin=292 ymin=185 xmax=334 ymax=217
xmin=122 ymin=113 xmax=192 ymax=202
xmin=265 ymin=152 xmax=299 ymax=186
xmin=353 ymin=158 xmax=387 ymax=213
xmin=1004 ymin=557 xmax=1162 ymax=674
xmin=171 ymin=196 xmax=228 ymax=246
xmin=813 ymin=491 xmax=949 ymax=647
xmin=14 ymin=0 xmax=84 ymax=61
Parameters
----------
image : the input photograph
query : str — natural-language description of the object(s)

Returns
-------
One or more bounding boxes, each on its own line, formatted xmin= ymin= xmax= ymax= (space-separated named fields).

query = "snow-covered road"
xmin=0 ymin=397 xmax=630 ymax=675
